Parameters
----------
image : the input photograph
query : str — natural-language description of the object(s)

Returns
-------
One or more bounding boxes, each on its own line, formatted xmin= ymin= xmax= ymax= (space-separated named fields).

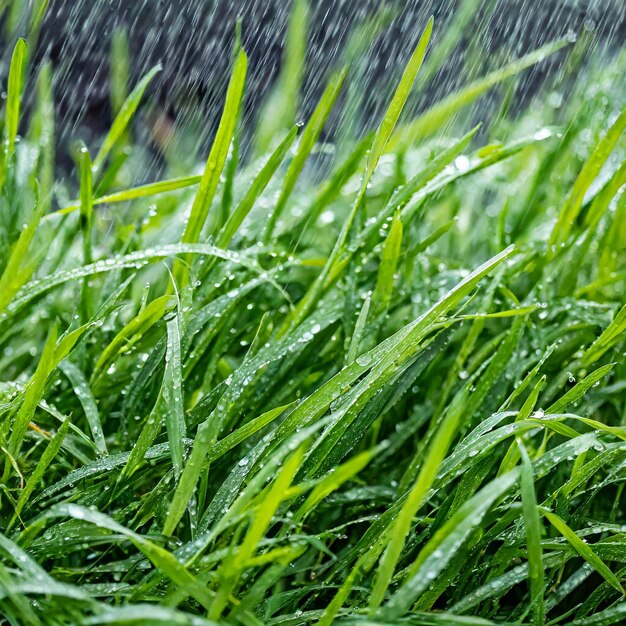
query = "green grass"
xmin=1 ymin=5 xmax=626 ymax=626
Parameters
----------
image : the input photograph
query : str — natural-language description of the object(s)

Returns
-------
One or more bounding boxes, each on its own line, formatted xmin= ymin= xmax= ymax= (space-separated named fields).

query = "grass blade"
xmin=163 ymin=315 xmax=186 ymax=478
xmin=92 ymin=65 xmax=162 ymax=174
xmin=218 ymin=126 xmax=299 ymax=249
xmin=381 ymin=471 xmax=519 ymax=619
xmin=264 ymin=68 xmax=347 ymax=241
xmin=5 ymin=38 xmax=27 ymax=157
xmin=9 ymin=418 xmax=70 ymax=529
xmin=174 ymin=50 xmax=247 ymax=285
xmin=540 ymin=507 xmax=624 ymax=594
xmin=550 ymin=106 xmax=626 ymax=250
xmin=519 ymin=441 xmax=545 ymax=626
xmin=387 ymin=38 xmax=570 ymax=153
xmin=59 ymin=360 xmax=107 ymax=455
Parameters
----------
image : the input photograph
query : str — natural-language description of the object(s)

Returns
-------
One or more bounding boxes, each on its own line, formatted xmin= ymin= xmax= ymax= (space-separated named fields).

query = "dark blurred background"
xmin=1 ymin=0 xmax=625 ymax=173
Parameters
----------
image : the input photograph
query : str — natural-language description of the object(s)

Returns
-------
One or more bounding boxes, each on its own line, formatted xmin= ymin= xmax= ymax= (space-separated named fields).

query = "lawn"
xmin=0 ymin=4 xmax=625 ymax=626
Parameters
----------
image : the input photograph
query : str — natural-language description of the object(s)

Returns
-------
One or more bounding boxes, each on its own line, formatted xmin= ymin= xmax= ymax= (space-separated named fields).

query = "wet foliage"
xmin=0 ymin=2 xmax=625 ymax=624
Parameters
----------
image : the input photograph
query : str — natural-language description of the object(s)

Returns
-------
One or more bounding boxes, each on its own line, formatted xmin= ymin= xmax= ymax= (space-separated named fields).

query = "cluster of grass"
xmin=1 ymin=3 xmax=626 ymax=625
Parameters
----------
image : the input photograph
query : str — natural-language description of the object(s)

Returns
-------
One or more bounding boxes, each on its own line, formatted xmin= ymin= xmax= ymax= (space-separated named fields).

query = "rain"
xmin=2 ymin=0 xmax=625 ymax=184
xmin=0 ymin=1 xmax=625 ymax=624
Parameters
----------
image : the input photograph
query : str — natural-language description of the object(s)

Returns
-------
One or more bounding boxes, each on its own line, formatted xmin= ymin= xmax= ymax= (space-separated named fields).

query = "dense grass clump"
xmin=0 ymin=7 xmax=625 ymax=626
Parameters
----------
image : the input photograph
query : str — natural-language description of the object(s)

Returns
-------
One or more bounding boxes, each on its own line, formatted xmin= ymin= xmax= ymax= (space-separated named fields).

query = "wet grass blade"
xmin=387 ymin=38 xmax=570 ymax=153
xmin=550 ymin=105 xmax=626 ymax=250
xmin=264 ymin=68 xmax=347 ymax=241
xmin=163 ymin=315 xmax=186 ymax=478
xmin=92 ymin=65 xmax=162 ymax=174
xmin=79 ymin=146 xmax=94 ymax=321
xmin=581 ymin=305 xmax=626 ymax=367
xmin=381 ymin=471 xmax=519 ymax=619
xmin=0 ymin=199 xmax=45 ymax=314
xmin=9 ymin=418 xmax=70 ymax=529
xmin=519 ymin=441 xmax=545 ymax=626
xmin=255 ymin=0 xmax=308 ymax=155
xmin=540 ymin=507 xmax=624 ymax=594
xmin=163 ymin=404 xmax=291 ymax=536
xmin=91 ymin=295 xmax=173 ymax=381
xmin=5 ymin=38 xmax=27 ymax=157
xmin=284 ymin=17 xmax=433 ymax=332
xmin=367 ymin=17 xmax=433 ymax=182
xmin=60 ymin=360 xmax=107 ymax=455
xmin=369 ymin=384 xmax=464 ymax=610
xmin=218 ymin=126 xmax=298 ymax=248
xmin=5 ymin=324 xmax=58 ymax=464
xmin=209 ymin=447 xmax=303 ymax=620
xmin=371 ymin=212 xmax=403 ymax=321
xmin=174 ymin=50 xmax=247 ymax=285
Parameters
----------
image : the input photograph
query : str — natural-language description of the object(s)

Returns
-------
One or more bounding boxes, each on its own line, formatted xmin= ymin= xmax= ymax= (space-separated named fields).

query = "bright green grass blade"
xmin=387 ymin=38 xmax=570 ymax=153
xmin=255 ymin=0 xmax=308 ymax=155
xmin=79 ymin=146 xmax=94 ymax=321
xmin=367 ymin=16 xmax=433 ymax=181
xmin=540 ymin=507 xmax=624 ymax=594
xmin=263 ymin=68 xmax=347 ymax=241
xmin=5 ymin=243 xmax=261 ymax=319
xmin=550 ymin=105 xmax=626 ymax=250
xmin=581 ymin=304 xmax=626 ymax=367
xmin=419 ymin=0 xmax=485 ymax=87
xmin=217 ymin=125 xmax=299 ymax=249
xmin=204 ymin=403 xmax=294 ymax=466
xmin=380 ymin=471 xmax=519 ymax=620
xmin=28 ymin=62 xmax=55 ymax=212
xmin=585 ymin=158 xmax=626 ymax=230
xmin=209 ymin=447 xmax=303 ymax=620
xmin=284 ymin=17 xmax=433 ymax=332
xmin=118 ymin=395 xmax=166 ymax=483
xmin=92 ymin=65 xmax=161 ymax=174
xmin=218 ymin=121 xmax=240 ymax=230
xmin=9 ymin=418 xmax=70 ymax=529
xmin=371 ymin=211 xmax=403 ymax=320
xmin=546 ymin=363 xmax=615 ymax=414
xmin=91 ymin=295 xmax=173 ymax=381
xmin=0 ymin=199 xmax=45 ymax=314
xmin=5 ymin=38 xmax=27 ymax=157
xmin=57 ymin=175 xmax=203 ymax=214
xmin=217 ymin=20 xmax=244 ymax=229
xmin=294 ymin=447 xmax=375 ymax=522
xmin=110 ymin=28 xmax=130 ymax=116
xmin=59 ymin=360 xmax=107 ymax=455
xmin=163 ymin=404 xmax=291 ymax=536
xmin=163 ymin=315 xmax=186 ymax=478
xmin=369 ymin=382 xmax=464 ymax=610
xmin=519 ymin=441 xmax=545 ymax=626
xmin=346 ymin=295 xmax=371 ymax=364
xmin=5 ymin=324 xmax=58 ymax=462
xmin=498 ymin=375 xmax=545 ymax=475
xmin=174 ymin=50 xmax=247 ymax=285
